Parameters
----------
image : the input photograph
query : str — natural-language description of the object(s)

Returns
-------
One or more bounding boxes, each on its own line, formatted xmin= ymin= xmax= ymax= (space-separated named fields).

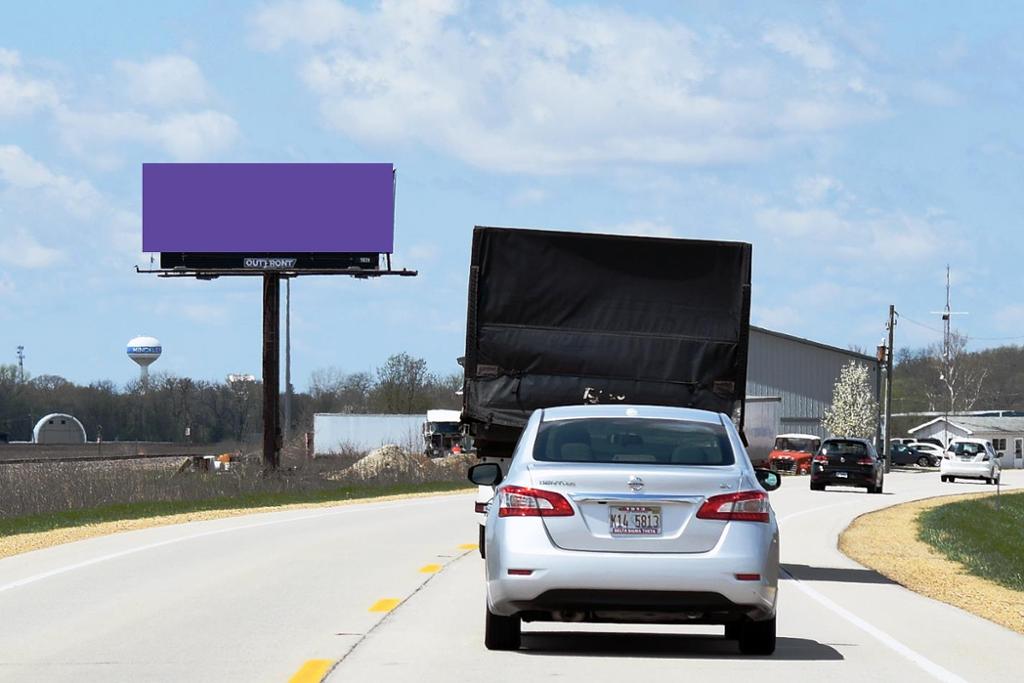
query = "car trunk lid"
xmin=528 ymin=463 xmax=743 ymax=553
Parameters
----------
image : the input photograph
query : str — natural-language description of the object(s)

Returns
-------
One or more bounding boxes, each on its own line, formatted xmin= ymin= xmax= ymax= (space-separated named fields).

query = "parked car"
xmin=768 ymin=433 xmax=820 ymax=475
xmin=810 ymin=437 xmax=885 ymax=493
xmin=889 ymin=443 xmax=939 ymax=468
xmin=907 ymin=441 xmax=944 ymax=461
xmin=469 ymin=404 xmax=781 ymax=655
xmin=940 ymin=439 xmax=1000 ymax=484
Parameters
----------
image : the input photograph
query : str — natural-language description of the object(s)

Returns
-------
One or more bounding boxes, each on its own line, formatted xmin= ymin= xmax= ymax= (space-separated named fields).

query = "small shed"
xmin=32 ymin=413 xmax=87 ymax=444
xmin=908 ymin=416 xmax=1024 ymax=469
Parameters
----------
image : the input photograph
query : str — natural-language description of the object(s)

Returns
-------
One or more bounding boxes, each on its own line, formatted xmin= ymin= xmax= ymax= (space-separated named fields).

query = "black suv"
xmin=810 ymin=437 xmax=885 ymax=493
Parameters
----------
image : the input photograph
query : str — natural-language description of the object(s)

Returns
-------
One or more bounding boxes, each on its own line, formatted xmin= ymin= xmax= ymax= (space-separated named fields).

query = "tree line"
xmin=0 ymin=353 xmax=461 ymax=444
xmin=890 ymin=334 xmax=1024 ymax=434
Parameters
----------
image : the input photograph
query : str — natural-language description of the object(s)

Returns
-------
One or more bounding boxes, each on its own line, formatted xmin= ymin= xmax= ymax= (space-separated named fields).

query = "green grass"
xmin=0 ymin=480 xmax=472 ymax=539
xmin=918 ymin=491 xmax=1024 ymax=591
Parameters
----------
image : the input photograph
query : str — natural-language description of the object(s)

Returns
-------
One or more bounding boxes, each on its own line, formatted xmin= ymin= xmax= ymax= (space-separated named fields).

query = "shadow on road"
xmin=782 ymin=563 xmax=896 ymax=585
xmin=812 ymin=488 xmax=895 ymax=495
xmin=519 ymin=632 xmax=843 ymax=661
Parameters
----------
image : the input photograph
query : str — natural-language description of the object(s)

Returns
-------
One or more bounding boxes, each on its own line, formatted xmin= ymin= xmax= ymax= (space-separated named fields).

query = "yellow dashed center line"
xmin=458 ymin=543 xmax=479 ymax=551
xmin=288 ymin=659 xmax=333 ymax=683
xmin=419 ymin=563 xmax=442 ymax=573
xmin=369 ymin=597 xmax=401 ymax=612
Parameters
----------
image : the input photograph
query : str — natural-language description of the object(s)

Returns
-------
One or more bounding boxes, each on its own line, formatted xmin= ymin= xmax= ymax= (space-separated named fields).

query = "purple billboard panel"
xmin=143 ymin=163 xmax=395 ymax=253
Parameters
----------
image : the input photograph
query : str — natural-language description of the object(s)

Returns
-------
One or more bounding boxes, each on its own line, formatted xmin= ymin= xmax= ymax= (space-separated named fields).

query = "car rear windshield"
xmin=533 ymin=418 xmax=734 ymax=466
xmin=774 ymin=437 xmax=817 ymax=453
xmin=953 ymin=442 xmax=985 ymax=456
xmin=820 ymin=440 xmax=869 ymax=456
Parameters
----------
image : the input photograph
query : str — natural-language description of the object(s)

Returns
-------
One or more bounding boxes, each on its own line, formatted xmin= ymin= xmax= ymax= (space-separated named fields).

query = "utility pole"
xmin=883 ymin=305 xmax=897 ymax=472
xmin=16 ymin=345 xmax=24 ymax=382
xmin=262 ymin=274 xmax=282 ymax=471
xmin=284 ymin=278 xmax=293 ymax=445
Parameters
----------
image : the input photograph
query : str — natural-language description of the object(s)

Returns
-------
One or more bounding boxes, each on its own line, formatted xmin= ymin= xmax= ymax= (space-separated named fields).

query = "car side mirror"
xmin=754 ymin=468 xmax=781 ymax=492
xmin=468 ymin=462 xmax=503 ymax=486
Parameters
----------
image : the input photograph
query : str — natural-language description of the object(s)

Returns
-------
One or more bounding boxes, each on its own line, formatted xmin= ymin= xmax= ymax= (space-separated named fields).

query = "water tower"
xmin=127 ymin=336 xmax=162 ymax=382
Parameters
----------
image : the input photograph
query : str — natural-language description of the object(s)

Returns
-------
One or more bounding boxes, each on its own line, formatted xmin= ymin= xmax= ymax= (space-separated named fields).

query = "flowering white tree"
xmin=822 ymin=361 xmax=878 ymax=438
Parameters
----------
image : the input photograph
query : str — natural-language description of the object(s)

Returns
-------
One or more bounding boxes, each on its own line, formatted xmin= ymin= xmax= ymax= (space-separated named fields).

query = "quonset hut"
xmin=32 ymin=413 xmax=88 ymax=444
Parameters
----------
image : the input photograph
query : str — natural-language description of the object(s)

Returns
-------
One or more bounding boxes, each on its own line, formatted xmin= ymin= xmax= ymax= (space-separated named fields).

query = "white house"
xmin=908 ymin=416 xmax=1024 ymax=469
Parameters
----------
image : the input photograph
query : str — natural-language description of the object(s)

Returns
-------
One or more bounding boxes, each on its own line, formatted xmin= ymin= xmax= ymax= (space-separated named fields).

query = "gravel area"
xmin=840 ymin=491 xmax=1024 ymax=634
xmin=0 ymin=488 xmax=473 ymax=561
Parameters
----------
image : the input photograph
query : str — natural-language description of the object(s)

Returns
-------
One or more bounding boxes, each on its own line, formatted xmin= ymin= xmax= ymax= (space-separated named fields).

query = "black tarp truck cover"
xmin=462 ymin=226 xmax=752 ymax=458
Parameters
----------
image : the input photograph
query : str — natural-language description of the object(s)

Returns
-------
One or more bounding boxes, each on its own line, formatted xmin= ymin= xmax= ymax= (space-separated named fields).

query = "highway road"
xmin=1 ymin=471 xmax=1022 ymax=682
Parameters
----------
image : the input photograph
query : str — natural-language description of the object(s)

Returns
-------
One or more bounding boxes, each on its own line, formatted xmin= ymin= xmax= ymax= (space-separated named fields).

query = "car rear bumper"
xmin=940 ymin=462 xmax=994 ymax=479
xmin=811 ymin=467 xmax=875 ymax=487
xmin=484 ymin=516 xmax=778 ymax=623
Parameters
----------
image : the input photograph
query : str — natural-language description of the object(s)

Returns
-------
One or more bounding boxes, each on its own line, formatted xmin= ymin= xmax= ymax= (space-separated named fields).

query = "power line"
xmin=898 ymin=316 xmax=1024 ymax=342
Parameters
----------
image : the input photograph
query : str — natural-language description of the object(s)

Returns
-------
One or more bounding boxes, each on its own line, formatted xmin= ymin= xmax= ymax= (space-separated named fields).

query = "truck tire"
xmin=484 ymin=605 xmax=521 ymax=651
xmin=738 ymin=616 xmax=776 ymax=655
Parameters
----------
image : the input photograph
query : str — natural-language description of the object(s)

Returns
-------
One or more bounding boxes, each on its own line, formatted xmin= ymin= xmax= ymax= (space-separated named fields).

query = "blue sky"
xmin=1 ymin=0 xmax=1022 ymax=389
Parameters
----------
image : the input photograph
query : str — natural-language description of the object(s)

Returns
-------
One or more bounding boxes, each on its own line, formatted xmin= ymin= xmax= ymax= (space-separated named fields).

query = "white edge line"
xmin=0 ymin=496 xmax=458 ymax=594
xmin=780 ymin=501 xmax=968 ymax=683
xmin=781 ymin=569 xmax=967 ymax=683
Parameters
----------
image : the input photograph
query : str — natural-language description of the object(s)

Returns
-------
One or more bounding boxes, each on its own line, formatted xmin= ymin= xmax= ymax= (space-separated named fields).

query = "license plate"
xmin=836 ymin=471 xmax=848 ymax=478
xmin=610 ymin=505 xmax=662 ymax=536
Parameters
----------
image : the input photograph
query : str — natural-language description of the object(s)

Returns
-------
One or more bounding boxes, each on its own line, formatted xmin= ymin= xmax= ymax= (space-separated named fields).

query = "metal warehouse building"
xmin=747 ymin=326 xmax=881 ymax=441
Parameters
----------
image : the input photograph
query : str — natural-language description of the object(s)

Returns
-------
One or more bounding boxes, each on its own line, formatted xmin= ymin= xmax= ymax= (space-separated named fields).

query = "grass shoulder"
xmin=840 ymin=490 xmax=1024 ymax=635
xmin=0 ymin=480 xmax=473 ymax=560
xmin=918 ymin=490 xmax=1024 ymax=592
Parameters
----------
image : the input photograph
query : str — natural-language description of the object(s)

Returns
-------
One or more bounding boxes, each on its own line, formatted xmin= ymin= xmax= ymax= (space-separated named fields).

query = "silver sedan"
xmin=468 ymin=404 xmax=781 ymax=655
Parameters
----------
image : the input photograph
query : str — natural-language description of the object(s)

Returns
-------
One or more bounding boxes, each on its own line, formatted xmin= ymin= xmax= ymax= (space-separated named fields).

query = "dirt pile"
xmin=346 ymin=445 xmax=475 ymax=484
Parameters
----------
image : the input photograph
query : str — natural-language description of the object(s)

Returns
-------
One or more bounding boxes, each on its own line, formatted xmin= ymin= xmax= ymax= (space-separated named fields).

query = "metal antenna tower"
xmin=929 ymin=265 xmax=968 ymax=442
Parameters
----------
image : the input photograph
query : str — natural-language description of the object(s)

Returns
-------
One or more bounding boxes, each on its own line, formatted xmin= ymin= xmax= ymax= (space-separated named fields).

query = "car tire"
xmin=810 ymin=481 xmax=825 ymax=491
xmin=871 ymin=481 xmax=884 ymax=494
xmin=917 ymin=456 xmax=930 ymax=467
xmin=485 ymin=605 xmax=521 ymax=651
xmin=738 ymin=616 xmax=776 ymax=655
xmin=724 ymin=622 xmax=741 ymax=640
xmin=948 ymin=477 xmax=955 ymax=483
xmin=478 ymin=525 xmax=486 ymax=559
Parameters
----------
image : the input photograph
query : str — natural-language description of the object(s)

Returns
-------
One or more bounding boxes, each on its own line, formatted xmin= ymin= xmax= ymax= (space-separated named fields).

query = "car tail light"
xmin=813 ymin=454 xmax=828 ymax=463
xmin=497 ymin=485 xmax=574 ymax=517
xmin=856 ymin=457 xmax=874 ymax=465
xmin=696 ymin=491 xmax=770 ymax=523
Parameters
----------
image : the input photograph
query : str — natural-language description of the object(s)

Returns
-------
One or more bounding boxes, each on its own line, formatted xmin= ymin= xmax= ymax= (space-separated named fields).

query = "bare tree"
xmin=928 ymin=330 xmax=987 ymax=414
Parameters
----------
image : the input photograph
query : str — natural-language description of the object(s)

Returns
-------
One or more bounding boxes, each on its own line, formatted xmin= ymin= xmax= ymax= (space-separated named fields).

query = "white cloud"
xmin=181 ymin=303 xmax=229 ymax=324
xmin=0 ymin=145 xmax=103 ymax=216
xmin=508 ymin=187 xmax=547 ymax=206
xmin=251 ymin=0 xmax=886 ymax=173
xmin=909 ymin=80 xmax=960 ymax=107
xmin=57 ymin=108 xmax=240 ymax=161
xmin=0 ymin=49 xmax=59 ymax=118
xmin=407 ymin=244 xmax=440 ymax=262
xmin=755 ymin=202 xmax=949 ymax=264
xmin=795 ymin=175 xmax=844 ymax=205
xmin=250 ymin=0 xmax=360 ymax=49
xmin=762 ymin=24 xmax=836 ymax=71
xmin=0 ymin=228 xmax=66 ymax=268
xmin=115 ymin=54 xmax=210 ymax=107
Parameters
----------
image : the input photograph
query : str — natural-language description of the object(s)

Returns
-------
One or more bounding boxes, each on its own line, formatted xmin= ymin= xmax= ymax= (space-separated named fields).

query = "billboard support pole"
xmin=263 ymin=273 xmax=281 ymax=471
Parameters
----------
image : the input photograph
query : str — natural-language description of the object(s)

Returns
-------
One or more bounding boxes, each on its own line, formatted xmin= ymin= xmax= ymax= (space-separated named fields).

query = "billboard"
xmin=142 ymin=163 xmax=395 ymax=256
